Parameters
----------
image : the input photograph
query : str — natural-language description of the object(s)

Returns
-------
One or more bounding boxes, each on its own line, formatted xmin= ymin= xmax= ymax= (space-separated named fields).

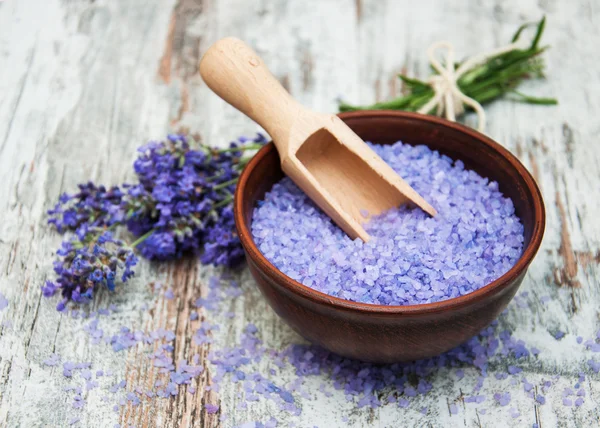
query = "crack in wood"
xmin=171 ymin=83 xmax=190 ymax=126
xmin=554 ymin=191 xmax=580 ymax=288
xmin=528 ymin=151 xmax=541 ymax=186
xmin=299 ymin=48 xmax=314 ymax=91
xmin=562 ymin=123 xmax=575 ymax=168
xmin=576 ymin=250 xmax=600 ymax=270
xmin=534 ymin=386 xmax=543 ymax=428
xmin=515 ymin=137 xmax=524 ymax=158
xmin=531 ymin=137 xmax=549 ymax=154
xmin=157 ymin=0 xmax=204 ymax=125
xmin=388 ymin=71 xmax=399 ymax=99
xmin=355 ymin=0 xmax=362 ymax=22
xmin=158 ymin=15 xmax=177 ymax=84
xmin=374 ymin=77 xmax=382 ymax=103
xmin=5 ymin=241 xmax=19 ymax=276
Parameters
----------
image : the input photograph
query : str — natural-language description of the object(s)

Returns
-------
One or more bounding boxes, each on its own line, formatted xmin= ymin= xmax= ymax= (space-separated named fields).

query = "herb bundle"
xmin=44 ymin=133 xmax=266 ymax=309
xmin=339 ymin=17 xmax=557 ymax=116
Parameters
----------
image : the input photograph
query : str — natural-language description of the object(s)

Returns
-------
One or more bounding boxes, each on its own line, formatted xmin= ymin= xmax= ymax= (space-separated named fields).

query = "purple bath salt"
xmin=44 ymin=354 xmax=61 ymax=367
xmin=494 ymin=392 xmax=511 ymax=406
xmin=588 ymin=359 xmax=600 ymax=373
xmin=252 ymin=142 xmax=524 ymax=305
xmin=508 ymin=365 xmax=522 ymax=375
xmin=0 ymin=292 xmax=8 ymax=311
xmin=205 ymin=403 xmax=219 ymax=414
xmin=464 ymin=395 xmax=486 ymax=404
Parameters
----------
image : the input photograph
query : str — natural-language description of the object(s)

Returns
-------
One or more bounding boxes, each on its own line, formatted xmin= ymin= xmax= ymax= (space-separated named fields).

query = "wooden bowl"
xmin=234 ymin=111 xmax=545 ymax=363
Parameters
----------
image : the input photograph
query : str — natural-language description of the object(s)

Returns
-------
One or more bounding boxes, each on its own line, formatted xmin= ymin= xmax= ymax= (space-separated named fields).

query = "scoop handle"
xmin=199 ymin=37 xmax=301 ymax=152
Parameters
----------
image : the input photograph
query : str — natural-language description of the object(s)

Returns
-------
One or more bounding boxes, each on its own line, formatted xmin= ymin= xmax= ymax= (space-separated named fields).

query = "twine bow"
xmin=417 ymin=40 xmax=525 ymax=133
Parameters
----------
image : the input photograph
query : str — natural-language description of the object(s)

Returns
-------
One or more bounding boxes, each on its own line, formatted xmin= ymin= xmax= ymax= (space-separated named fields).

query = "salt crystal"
xmin=252 ymin=141 xmax=524 ymax=306
xmin=0 ymin=293 xmax=8 ymax=311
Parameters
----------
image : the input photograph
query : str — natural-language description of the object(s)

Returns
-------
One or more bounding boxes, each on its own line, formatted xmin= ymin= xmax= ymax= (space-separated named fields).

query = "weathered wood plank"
xmin=0 ymin=0 xmax=599 ymax=427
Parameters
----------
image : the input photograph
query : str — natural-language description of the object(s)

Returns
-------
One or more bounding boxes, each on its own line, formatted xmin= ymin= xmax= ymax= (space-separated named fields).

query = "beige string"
xmin=417 ymin=40 xmax=525 ymax=133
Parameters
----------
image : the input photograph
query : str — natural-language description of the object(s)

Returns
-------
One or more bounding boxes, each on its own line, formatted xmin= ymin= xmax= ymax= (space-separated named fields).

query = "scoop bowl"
xmin=234 ymin=111 xmax=545 ymax=363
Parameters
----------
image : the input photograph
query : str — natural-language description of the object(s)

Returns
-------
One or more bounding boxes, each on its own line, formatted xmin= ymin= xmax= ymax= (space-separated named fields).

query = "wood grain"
xmin=0 ymin=0 xmax=599 ymax=426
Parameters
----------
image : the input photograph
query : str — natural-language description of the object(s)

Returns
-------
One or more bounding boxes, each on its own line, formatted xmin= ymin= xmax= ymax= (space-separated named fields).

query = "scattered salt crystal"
xmin=265 ymin=417 xmax=278 ymax=428
xmin=81 ymin=370 xmax=92 ymax=381
xmin=44 ymin=354 xmax=60 ymax=367
xmin=0 ymin=292 xmax=8 ymax=311
xmin=588 ymin=359 xmax=600 ymax=373
xmin=464 ymin=395 xmax=485 ymax=404
xmin=508 ymin=366 xmax=522 ymax=375
xmin=494 ymin=392 xmax=511 ymax=406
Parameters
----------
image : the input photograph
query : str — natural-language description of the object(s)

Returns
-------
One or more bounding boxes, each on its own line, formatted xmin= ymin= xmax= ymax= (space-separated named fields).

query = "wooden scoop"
xmin=199 ymin=37 xmax=436 ymax=241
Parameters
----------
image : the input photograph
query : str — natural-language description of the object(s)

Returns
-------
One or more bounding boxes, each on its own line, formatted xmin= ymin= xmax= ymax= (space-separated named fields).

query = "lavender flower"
xmin=44 ymin=132 xmax=265 ymax=309
xmin=42 ymin=229 xmax=137 ymax=310
xmin=48 ymin=183 xmax=124 ymax=233
xmin=124 ymin=133 xmax=266 ymax=265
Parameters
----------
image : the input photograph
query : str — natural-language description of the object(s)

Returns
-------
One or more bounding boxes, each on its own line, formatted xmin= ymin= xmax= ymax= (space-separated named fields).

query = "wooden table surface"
xmin=1 ymin=0 xmax=599 ymax=426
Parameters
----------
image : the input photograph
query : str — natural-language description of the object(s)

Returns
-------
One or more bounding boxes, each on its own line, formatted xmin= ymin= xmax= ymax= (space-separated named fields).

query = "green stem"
xmin=213 ymin=178 xmax=238 ymax=190
xmin=131 ymin=229 xmax=154 ymax=248
xmin=237 ymin=157 xmax=252 ymax=168
xmin=217 ymin=144 xmax=264 ymax=153
xmin=510 ymin=90 xmax=558 ymax=105
xmin=213 ymin=196 xmax=233 ymax=210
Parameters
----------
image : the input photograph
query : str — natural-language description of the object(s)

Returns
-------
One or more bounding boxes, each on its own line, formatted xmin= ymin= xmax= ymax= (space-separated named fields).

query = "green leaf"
xmin=510 ymin=90 xmax=558 ymax=105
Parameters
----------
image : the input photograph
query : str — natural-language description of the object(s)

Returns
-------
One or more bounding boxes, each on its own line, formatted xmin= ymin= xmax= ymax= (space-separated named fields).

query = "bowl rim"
xmin=234 ymin=110 xmax=545 ymax=315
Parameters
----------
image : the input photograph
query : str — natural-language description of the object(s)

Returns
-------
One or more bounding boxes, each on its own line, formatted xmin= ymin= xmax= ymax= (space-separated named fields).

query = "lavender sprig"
xmin=43 ymin=228 xmax=138 ymax=311
xmin=48 ymin=183 xmax=124 ymax=233
xmin=124 ymin=133 xmax=267 ymax=265
xmin=44 ymin=132 xmax=267 ymax=309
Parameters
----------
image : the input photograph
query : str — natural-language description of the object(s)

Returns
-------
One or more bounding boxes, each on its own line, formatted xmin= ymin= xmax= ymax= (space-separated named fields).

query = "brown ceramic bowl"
xmin=234 ymin=111 xmax=545 ymax=363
